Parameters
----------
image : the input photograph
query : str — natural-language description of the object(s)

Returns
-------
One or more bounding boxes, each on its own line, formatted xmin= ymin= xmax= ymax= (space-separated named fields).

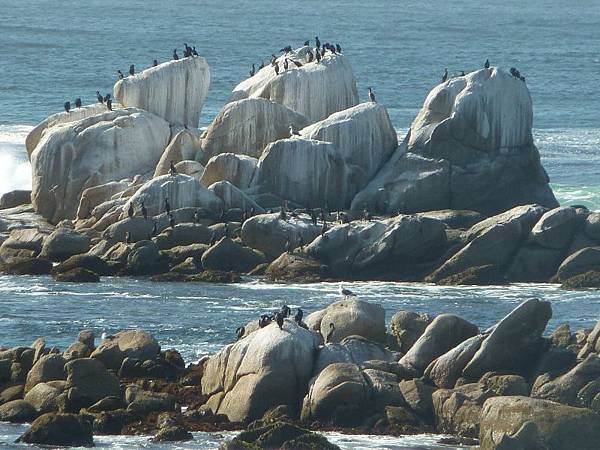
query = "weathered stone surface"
xmin=25 ymin=354 xmax=67 ymax=393
xmin=584 ymin=213 xmax=600 ymax=242
xmin=398 ymin=378 xmax=436 ymax=420
xmin=480 ymin=373 xmax=528 ymax=397
xmin=91 ymin=330 xmax=160 ymax=371
xmin=389 ymin=311 xmax=433 ymax=353
xmin=39 ymin=227 xmax=90 ymax=261
xmin=17 ymin=412 xmax=93 ymax=446
xmin=313 ymin=336 xmax=396 ymax=375
xmin=418 ymin=209 xmax=485 ymax=230
xmin=317 ymin=298 xmax=386 ymax=344
xmin=201 ymin=153 xmax=258 ymax=189
xmin=0 ymin=228 xmax=47 ymax=264
xmin=0 ymin=190 xmax=31 ymax=210
xmin=154 ymin=129 xmax=202 ymax=177
xmin=1 ymin=257 xmax=53 ymax=275
xmin=0 ymin=399 xmax=38 ymax=423
xmin=65 ymin=358 xmax=120 ymax=405
xmin=24 ymin=382 xmax=66 ymax=413
xmin=530 ymin=206 xmax=581 ymax=249
xmin=114 ymin=56 xmax=210 ymax=128
xmin=208 ymin=181 xmax=263 ymax=212
xmin=76 ymin=180 xmax=131 ymax=220
xmin=126 ymin=240 xmax=168 ymax=275
xmin=201 ymin=238 xmax=266 ymax=273
xmin=556 ymin=247 xmax=600 ymax=281
xmin=505 ymin=244 xmax=563 ymax=282
xmin=425 ymin=335 xmax=485 ymax=388
xmin=153 ymin=223 xmax=211 ymax=250
xmin=54 ymin=268 xmax=100 ymax=282
xmin=265 ymin=252 xmax=331 ymax=282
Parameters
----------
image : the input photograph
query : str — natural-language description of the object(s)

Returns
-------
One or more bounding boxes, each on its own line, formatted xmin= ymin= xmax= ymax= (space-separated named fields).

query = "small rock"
xmin=17 ymin=412 xmax=93 ymax=446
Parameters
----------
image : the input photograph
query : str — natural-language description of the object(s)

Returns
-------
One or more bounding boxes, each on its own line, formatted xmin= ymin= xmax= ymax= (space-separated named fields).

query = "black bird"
xmin=103 ymin=93 xmax=111 ymax=102
xmin=96 ymin=91 xmax=104 ymax=103
xmin=249 ymin=63 xmax=256 ymax=77
xmin=193 ymin=210 xmax=200 ymax=224
xmin=184 ymin=43 xmax=192 ymax=57
xmin=280 ymin=45 xmax=292 ymax=53
xmin=326 ymin=323 xmax=335 ymax=343
xmin=304 ymin=40 xmax=310 ymax=46
xmin=129 ymin=64 xmax=135 ymax=76
xmin=336 ymin=43 xmax=342 ymax=53
xmin=258 ymin=61 xmax=265 ymax=70
xmin=74 ymin=97 xmax=82 ymax=108
xmin=368 ymin=87 xmax=376 ymax=103
xmin=307 ymin=51 xmax=314 ymax=63
xmin=128 ymin=202 xmax=134 ymax=218
xmin=315 ymin=36 xmax=320 ymax=49
xmin=484 ymin=59 xmax=490 ymax=69
xmin=281 ymin=305 xmax=291 ymax=318
xmin=331 ymin=45 xmax=337 ymax=55
xmin=106 ymin=99 xmax=113 ymax=111
xmin=125 ymin=231 xmax=132 ymax=244
xmin=285 ymin=237 xmax=292 ymax=254
xmin=192 ymin=46 xmax=198 ymax=56
xmin=271 ymin=54 xmax=277 ymax=66
xmin=151 ymin=220 xmax=158 ymax=237
xmin=315 ymin=49 xmax=321 ymax=63
xmin=141 ymin=202 xmax=148 ymax=220
xmin=460 ymin=70 xmax=465 ymax=76
xmin=283 ymin=58 xmax=289 ymax=71
xmin=294 ymin=308 xmax=303 ymax=324
xmin=291 ymin=59 xmax=302 ymax=68
xmin=275 ymin=312 xmax=284 ymax=330
xmin=321 ymin=220 xmax=328 ymax=236
xmin=169 ymin=213 xmax=175 ymax=228
xmin=169 ymin=160 xmax=178 ymax=176
xmin=289 ymin=123 xmax=301 ymax=136
xmin=117 ymin=70 xmax=124 ymax=80
xmin=164 ymin=197 xmax=171 ymax=215
xmin=310 ymin=209 xmax=317 ymax=226
xmin=153 ymin=59 xmax=158 ymax=67
xmin=235 ymin=326 xmax=245 ymax=341
xmin=224 ymin=223 xmax=230 ymax=239
xmin=441 ymin=68 xmax=448 ymax=83
xmin=259 ymin=314 xmax=271 ymax=328
xmin=64 ymin=101 xmax=70 ymax=113
xmin=173 ymin=49 xmax=179 ymax=60
xmin=298 ymin=235 xmax=304 ymax=250
xmin=274 ymin=62 xmax=280 ymax=75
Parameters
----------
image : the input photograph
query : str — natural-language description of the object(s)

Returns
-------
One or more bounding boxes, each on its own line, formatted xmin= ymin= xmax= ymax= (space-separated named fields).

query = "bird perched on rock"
xmin=169 ymin=213 xmax=175 ymax=228
xmin=224 ymin=223 xmax=230 ymax=239
xmin=275 ymin=312 xmax=284 ymax=330
xmin=281 ymin=305 xmax=291 ymax=318
xmin=259 ymin=314 xmax=271 ymax=328
xmin=235 ymin=326 xmax=245 ymax=341
xmin=339 ymin=284 xmax=355 ymax=297
xmin=441 ymin=68 xmax=448 ymax=83
xmin=193 ymin=210 xmax=200 ymax=224
xmin=184 ymin=43 xmax=192 ymax=57
xmin=169 ymin=160 xmax=178 ymax=176
xmin=192 ymin=46 xmax=198 ymax=56
xmin=310 ymin=210 xmax=317 ymax=226
xmin=283 ymin=58 xmax=289 ymax=70
xmin=368 ymin=87 xmax=376 ymax=103
xmin=74 ymin=97 xmax=82 ymax=108
xmin=164 ymin=197 xmax=171 ymax=215
xmin=307 ymin=51 xmax=314 ymax=63
xmin=125 ymin=231 xmax=132 ymax=244
xmin=127 ymin=202 xmax=134 ymax=218
xmin=285 ymin=237 xmax=292 ymax=254
xmin=326 ymin=323 xmax=335 ymax=343
xmin=280 ymin=45 xmax=292 ymax=54
xmin=336 ymin=43 xmax=342 ymax=53
xmin=258 ymin=61 xmax=265 ymax=70
xmin=484 ymin=59 xmax=490 ymax=69
xmin=291 ymin=59 xmax=302 ymax=68
xmin=274 ymin=62 xmax=280 ymax=75
xmin=294 ymin=308 xmax=303 ymax=324
xmin=96 ymin=91 xmax=104 ymax=103
xmin=117 ymin=70 xmax=124 ymax=80
xmin=279 ymin=206 xmax=287 ymax=221
xmin=103 ymin=93 xmax=111 ymax=102
xmin=315 ymin=49 xmax=321 ymax=63
xmin=173 ymin=49 xmax=179 ymax=60
xmin=363 ymin=208 xmax=371 ymax=221
xmin=249 ymin=63 xmax=256 ymax=77
xmin=289 ymin=123 xmax=301 ymax=137
xmin=304 ymin=40 xmax=310 ymax=46
xmin=106 ymin=99 xmax=112 ymax=111
xmin=64 ymin=101 xmax=70 ymax=113
xmin=271 ymin=54 xmax=277 ymax=66
xmin=141 ymin=202 xmax=148 ymax=220
xmin=151 ymin=220 xmax=158 ymax=238
xmin=315 ymin=36 xmax=321 ymax=49
xmin=153 ymin=59 xmax=158 ymax=67
xmin=321 ymin=220 xmax=328 ymax=236
xmin=129 ymin=64 xmax=135 ymax=76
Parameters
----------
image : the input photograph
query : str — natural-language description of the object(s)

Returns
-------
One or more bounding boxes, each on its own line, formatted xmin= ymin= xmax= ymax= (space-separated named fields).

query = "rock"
xmin=424 ymin=335 xmax=486 ymax=388
xmin=76 ymin=180 xmax=131 ymax=220
xmin=24 ymin=382 xmax=66 ymax=413
xmin=186 ymin=270 xmax=241 ymax=283
xmin=91 ymin=408 xmax=133 ymax=434
xmin=437 ymin=265 xmax=507 ymax=286
xmin=170 ymin=257 xmax=200 ymax=274
xmin=417 ymin=209 xmax=485 ymax=230
xmin=63 ymin=342 xmax=92 ymax=361
xmin=124 ymin=174 xmax=222 ymax=218
xmin=479 ymin=396 xmax=600 ymax=450
xmin=0 ymin=190 xmax=31 ymax=209
xmin=154 ymin=129 xmax=202 ymax=177
xmin=307 ymin=215 xmax=447 ymax=276
xmin=39 ymin=227 xmax=90 ymax=261
xmin=201 ymin=153 xmax=258 ymax=189
xmin=201 ymin=237 xmax=266 ymax=273
xmin=398 ymin=378 xmax=436 ymax=420
xmin=17 ymin=412 xmax=93 ymax=446
xmin=407 ymin=68 xmax=557 ymax=215
xmin=463 ymin=299 xmax=552 ymax=379
xmin=562 ymin=271 xmax=600 ymax=289
xmin=389 ymin=311 xmax=433 ymax=354
xmin=556 ymin=247 xmax=600 ymax=281
xmin=25 ymin=354 xmax=67 ymax=393
xmin=230 ymin=52 xmax=358 ymax=123
xmin=265 ymin=252 xmax=331 ymax=282
xmin=31 ymin=108 xmax=170 ymax=223
xmin=584 ymin=213 xmax=600 ymax=242
xmin=505 ymin=244 xmax=564 ymax=282
xmin=241 ymin=213 xmax=320 ymax=260
xmin=199 ymin=98 xmax=309 ymax=163
xmin=227 ymin=422 xmax=340 ymax=450
xmin=201 ymin=320 xmax=318 ymax=422
xmin=125 ymin=385 xmax=176 ymax=414
xmin=102 ymin=217 xmax=162 ymax=246
xmin=153 ymin=223 xmax=211 ymax=250
xmin=153 ymin=425 xmax=193 ymax=442
xmin=208 ymin=181 xmax=263 ymax=212
xmin=480 ymin=373 xmax=528 ymax=396
xmin=317 ymin=297 xmax=386 ymax=344
xmin=400 ymin=314 xmax=478 ymax=372
xmin=530 ymin=206 xmax=581 ymax=249
xmin=566 ymin=231 xmax=598 ymax=257
xmin=0 ymin=384 xmax=24 ymax=404
xmin=0 ymin=228 xmax=47 ymax=264
xmin=54 ymin=254 xmax=112 ymax=276
xmin=126 ymin=240 xmax=168 ymax=275
xmin=91 ymin=330 xmax=160 ymax=371
xmin=313 ymin=336 xmax=396 ymax=375
xmin=86 ymin=396 xmax=124 ymax=413
xmin=0 ymin=399 xmax=38 ymax=422
xmin=54 ymin=268 xmax=100 ymax=282
xmin=114 ymin=56 xmax=210 ymax=128
xmin=1 ymin=257 xmax=53 ymax=275
xmin=163 ymin=243 xmax=209 ymax=265
xmin=65 ymin=358 xmax=120 ymax=405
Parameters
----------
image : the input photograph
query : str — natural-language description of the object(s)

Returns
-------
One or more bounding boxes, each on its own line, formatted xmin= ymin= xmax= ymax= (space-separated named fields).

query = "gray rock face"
xmin=0 ymin=399 xmax=38 ymax=423
xmin=114 ymin=56 xmax=210 ymax=128
xmin=425 ymin=335 xmax=485 ymax=389
xmin=0 ymin=190 xmax=31 ymax=209
xmin=505 ymin=244 xmax=564 ymax=282
xmin=316 ymin=298 xmax=386 ymax=344
xmin=154 ymin=129 xmax=202 ymax=177
xmin=199 ymin=98 xmax=309 ymax=163
xmin=0 ymin=228 xmax=47 ymax=264
xmin=65 ymin=358 xmax=121 ymax=405
xmin=556 ymin=246 xmax=600 ymax=281
xmin=91 ymin=330 xmax=160 ymax=371
xmin=463 ymin=299 xmax=552 ymax=379
xmin=479 ymin=396 xmax=600 ymax=450
xmin=208 ymin=181 xmax=264 ymax=212
xmin=153 ymin=223 xmax=211 ymax=250
xmin=201 ymin=153 xmax=258 ymax=189
xmin=125 ymin=385 xmax=177 ymax=414
xmin=400 ymin=314 xmax=479 ymax=372
xmin=584 ymin=213 xmax=600 ymax=242
xmin=24 ymin=382 xmax=65 ymax=413
xmin=126 ymin=240 xmax=166 ymax=275
xmin=389 ymin=311 xmax=433 ymax=354
xmin=313 ymin=336 xmax=396 ymax=375
xmin=201 ymin=238 xmax=266 ymax=273
xmin=25 ymin=354 xmax=67 ymax=393
xmin=39 ymin=227 xmax=90 ymax=261
xmin=578 ymin=319 xmax=600 ymax=359
xmin=201 ymin=320 xmax=318 ymax=422
xmin=530 ymin=206 xmax=581 ymax=249
xmin=17 ymin=412 xmax=94 ymax=446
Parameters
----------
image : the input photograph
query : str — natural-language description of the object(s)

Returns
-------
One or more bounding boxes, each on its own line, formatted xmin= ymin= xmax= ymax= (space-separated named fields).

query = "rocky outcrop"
xmin=75 ymin=180 xmax=132 ymax=220
xmin=154 ymin=129 xmax=203 ymax=177
xmin=114 ymin=56 xmax=210 ymax=128
xmin=65 ymin=358 xmax=120 ymax=405
xmin=201 ymin=153 xmax=258 ymax=189
xmin=208 ymin=181 xmax=263 ymax=212
xmin=313 ymin=336 xmax=396 ymax=374
xmin=0 ymin=228 xmax=47 ymax=264
xmin=0 ymin=190 xmax=31 ymax=209
xmin=17 ymin=412 xmax=94 ymax=446
xmin=200 ymin=237 xmax=266 ymax=273
xmin=201 ymin=320 xmax=318 ymax=422
xmin=199 ymin=98 xmax=309 ymax=163
xmin=31 ymin=108 xmax=170 ymax=223
xmin=530 ymin=206 xmax=582 ymax=249
xmin=230 ymin=52 xmax=358 ymax=123
xmin=91 ymin=330 xmax=160 ymax=371
xmin=389 ymin=311 xmax=433 ymax=353
xmin=265 ymin=252 xmax=331 ymax=282
xmin=39 ymin=227 xmax=90 ymax=261
xmin=556 ymin=247 xmax=600 ymax=281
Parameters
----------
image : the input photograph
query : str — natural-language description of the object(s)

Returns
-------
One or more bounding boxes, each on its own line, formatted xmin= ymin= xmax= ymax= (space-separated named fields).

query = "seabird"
xmin=184 ymin=43 xmax=192 ymax=57
xmin=106 ymin=99 xmax=112 ymax=111
xmin=304 ymin=40 xmax=310 ymax=46
xmin=235 ymin=326 xmax=245 ymax=341
xmin=307 ymin=51 xmax=314 ymax=63
xmin=294 ymin=308 xmax=303 ymax=324
xmin=291 ymin=59 xmax=302 ymax=68
xmin=128 ymin=202 xmax=134 ymax=218
xmin=64 ymin=101 xmax=70 ymax=113
xmin=129 ymin=64 xmax=135 ymax=76
xmin=259 ymin=314 xmax=271 ymax=328
xmin=275 ymin=312 xmax=284 ymax=330
xmin=169 ymin=160 xmax=178 ymax=176
xmin=153 ymin=59 xmax=158 ymax=67
xmin=103 ymin=93 xmax=111 ymax=102
xmin=310 ymin=209 xmax=317 ymax=226
xmin=164 ymin=197 xmax=171 ymax=215
xmin=224 ymin=223 xmax=230 ymax=239
xmin=285 ymin=237 xmax=292 ymax=254
xmin=173 ymin=49 xmax=179 ymax=60
xmin=289 ymin=123 xmax=301 ymax=136
xmin=192 ymin=46 xmax=198 ymax=56
xmin=331 ymin=45 xmax=337 ymax=55
xmin=259 ymin=61 xmax=265 ymax=70
xmin=96 ymin=91 xmax=104 ymax=103
xmin=280 ymin=45 xmax=292 ymax=53
xmin=117 ymin=70 xmax=124 ymax=80
xmin=484 ymin=59 xmax=490 ymax=69
xmin=274 ymin=62 xmax=280 ymax=75
xmin=460 ymin=70 xmax=465 ymax=76
xmin=363 ymin=208 xmax=371 ymax=221
xmin=336 ymin=43 xmax=342 ymax=53
xmin=279 ymin=206 xmax=287 ymax=220
xmin=298 ymin=236 xmax=304 ymax=250
xmin=249 ymin=63 xmax=256 ymax=77
xmin=339 ymin=284 xmax=355 ymax=297
xmin=74 ymin=97 xmax=82 ymax=108
xmin=193 ymin=210 xmax=200 ymax=224
xmin=271 ymin=54 xmax=277 ymax=66
xmin=441 ymin=68 xmax=448 ymax=83
xmin=141 ymin=202 xmax=148 ymax=220
xmin=315 ymin=49 xmax=321 ymax=63
xmin=283 ymin=58 xmax=289 ymax=70
xmin=315 ymin=36 xmax=320 ymax=49
xmin=368 ymin=87 xmax=376 ymax=103
xmin=169 ymin=213 xmax=175 ymax=228
xmin=326 ymin=323 xmax=335 ymax=343
xmin=125 ymin=231 xmax=131 ymax=244
xmin=281 ymin=305 xmax=291 ymax=318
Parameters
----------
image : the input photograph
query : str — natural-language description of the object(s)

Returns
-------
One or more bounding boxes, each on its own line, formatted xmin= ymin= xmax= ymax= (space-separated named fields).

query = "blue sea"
xmin=1 ymin=0 xmax=600 ymax=448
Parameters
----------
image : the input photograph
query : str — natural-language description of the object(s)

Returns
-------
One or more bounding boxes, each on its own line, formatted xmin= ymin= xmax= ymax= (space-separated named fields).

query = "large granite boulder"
xmin=25 ymin=354 xmax=67 ymax=393
xmin=313 ymin=335 xmax=396 ymax=374
xmin=91 ymin=330 xmax=160 ymax=371
xmin=39 ymin=227 xmax=90 ymax=261
xmin=17 ymin=412 xmax=93 ymax=446
xmin=0 ymin=399 xmax=38 ymax=423
xmin=201 ymin=320 xmax=319 ymax=422
xmin=424 ymin=335 xmax=486 ymax=388
xmin=153 ymin=223 xmax=211 ymax=250
xmin=114 ymin=56 xmax=210 ymax=128
xmin=316 ymin=297 xmax=386 ymax=344
xmin=389 ymin=311 xmax=433 ymax=353
xmin=505 ymin=244 xmax=564 ymax=282
xmin=265 ymin=252 xmax=331 ymax=282
xmin=530 ymin=206 xmax=582 ymax=249
xmin=200 ymin=237 xmax=266 ymax=273
xmin=31 ymin=108 xmax=170 ymax=223
xmin=154 ymin=129 xmax=203 ymax=177
xmin=208 ymin=181 xmax=264 ymax=212
xmin=201 ymin=153 xmax=258 ymax=189
xmin=479 ymin=396 xmax=600 ymax=450
xmin=556 ymin=246 xmax=600 ymax=281
xmin=75 ymin=180 xmax=131 ymax=220
xmin=0 ymin=228 xmax=47 ymax=264
xmin=230 ymin=52 xmax=358 ymax=123
xmin=24 ymin=382 xmax=65 ymax=413
xmin=124 ymin=174 xmax=222 ymax=218
xmin=200 ymin=98 xmax=309 ymax=163
xmin=65 ymin=358 xmax=120 ymax=405
xmin=0 ymin=189 xmax=31 ymax=209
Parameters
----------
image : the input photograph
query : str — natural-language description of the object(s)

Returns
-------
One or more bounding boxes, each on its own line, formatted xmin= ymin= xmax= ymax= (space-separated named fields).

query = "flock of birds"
xmin=235 ymin=284 xmax=356 ymax=342
xmin=440 ymin=59 xmax=526 ymax=84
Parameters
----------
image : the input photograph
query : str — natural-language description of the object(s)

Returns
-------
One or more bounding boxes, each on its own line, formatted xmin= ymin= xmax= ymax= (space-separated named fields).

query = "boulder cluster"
xmin=3 ymin=297 xmax=600 ymax=449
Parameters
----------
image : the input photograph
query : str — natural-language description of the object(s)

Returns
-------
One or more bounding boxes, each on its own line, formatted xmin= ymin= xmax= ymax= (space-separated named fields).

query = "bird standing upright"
xmin=441 ymin=68 xmax=448 ymax=83
xmin=129 ymin=64 xmax=135 ymax=76
xmin=164 ymin=197 xmax=171 ymax=215
xmin=169 ymin=160 xmax=178 ymax=176
xmin=127 ymin=202 xmax=134 ymax=219
xmin=74 ymin=97 xmax=82 ymax=108
xmin=368 ymin=87 xmax=376 ymax=102
xmin=141 ymin=202 xmax=148 ymax=220
xmin=289 ymin=123 xmax=301 ymax=136
xmin=64 ymin=101 xmax=70 ymax=113
xmin=173 ymin=49 xmax=179 ymax=60
xmin=96 ymin=91 xmax=104 ymax=104
xmin=117 ymin=70 xmax=124 ymax=79
xmin=484 ymin=59 xmax=490 ymax=69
